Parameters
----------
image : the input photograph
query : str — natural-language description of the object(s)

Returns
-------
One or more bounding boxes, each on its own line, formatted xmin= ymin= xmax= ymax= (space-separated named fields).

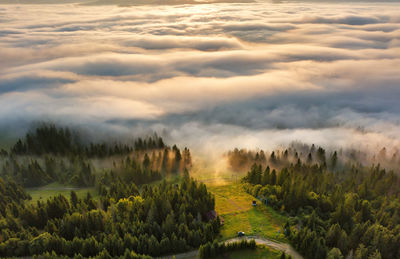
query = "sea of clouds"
xmin=1 ymin=1 xmax=400 ymax=155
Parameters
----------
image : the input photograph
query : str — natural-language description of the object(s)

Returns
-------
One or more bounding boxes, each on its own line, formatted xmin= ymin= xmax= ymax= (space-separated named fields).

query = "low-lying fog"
xmin=1 ymin=1 xmax=400 ymax=164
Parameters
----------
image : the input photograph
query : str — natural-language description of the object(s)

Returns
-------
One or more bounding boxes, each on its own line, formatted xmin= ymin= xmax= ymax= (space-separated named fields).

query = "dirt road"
xmin=157 ymin=236 xmax=303 ymax=259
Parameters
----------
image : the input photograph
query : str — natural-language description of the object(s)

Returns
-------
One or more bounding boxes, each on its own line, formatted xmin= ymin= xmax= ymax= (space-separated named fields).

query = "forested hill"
xmin=0 ymin=124 xmax=221 ymax=258
xmin=241 ymin=151 xmax=400 ymax=259
xmin=0 ymin=173 xmax=220 ymax=258
xmin=0 ymin=124 xmax=192 ymax=188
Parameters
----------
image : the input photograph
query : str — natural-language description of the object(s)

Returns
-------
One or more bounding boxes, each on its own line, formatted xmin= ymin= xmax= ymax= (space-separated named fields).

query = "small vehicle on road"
xmin=238 ymin=231 xmax=245 ymax=237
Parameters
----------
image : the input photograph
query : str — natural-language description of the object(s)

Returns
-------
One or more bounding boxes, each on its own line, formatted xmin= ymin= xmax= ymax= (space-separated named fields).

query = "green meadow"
xmin=206 ymin=182 xmax=288 ymax=243
xmin=26 ymin=182 xmax=98 ymax=204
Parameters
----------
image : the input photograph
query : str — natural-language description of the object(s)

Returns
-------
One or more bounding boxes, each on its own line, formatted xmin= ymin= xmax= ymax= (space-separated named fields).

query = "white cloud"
xmin=0 ymin=1 xmax=400 ymax=154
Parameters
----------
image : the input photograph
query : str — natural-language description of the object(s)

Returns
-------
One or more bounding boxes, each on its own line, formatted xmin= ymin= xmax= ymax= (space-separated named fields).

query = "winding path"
xmin=157 ymin=236 xmax=303 ymax=259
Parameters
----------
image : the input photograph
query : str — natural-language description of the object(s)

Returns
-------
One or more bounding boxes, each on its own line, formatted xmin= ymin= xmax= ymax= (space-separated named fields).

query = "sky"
xmin=1 ymin=1 xmax=400 ymax=155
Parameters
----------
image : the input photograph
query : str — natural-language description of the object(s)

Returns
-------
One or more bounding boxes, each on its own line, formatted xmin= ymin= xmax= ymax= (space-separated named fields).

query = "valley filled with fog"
xmin=1 ymin=1 xmax=400 ymax=156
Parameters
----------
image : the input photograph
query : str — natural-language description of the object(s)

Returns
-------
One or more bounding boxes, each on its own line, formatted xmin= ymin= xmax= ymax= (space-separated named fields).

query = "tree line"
xmin=228 ymin=143 xmax=400 ymax=174
xmin=1 ymin=125 xmax=192 ymax=188
xmin=1 ymin=156 xmax=95 ymax=187
xmin=10 ymin=124 xmax=165 ymax=157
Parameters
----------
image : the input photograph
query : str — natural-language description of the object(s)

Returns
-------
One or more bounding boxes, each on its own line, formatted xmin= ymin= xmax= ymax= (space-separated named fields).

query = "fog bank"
xmin=1 ymin=2 xmax=400 ymax=159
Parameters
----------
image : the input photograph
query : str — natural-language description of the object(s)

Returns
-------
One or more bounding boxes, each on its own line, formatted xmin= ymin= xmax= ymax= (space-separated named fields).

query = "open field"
xmin=206 ymin=182 xmax=289 ymax=243
xmin=220 ymin=206 xmax=288 ymax=243
xmin=207 ymin=183 xmax=253 ymax=215
xmin=26 ymin=182 xmax=98 ymax=203
xmin=26 ymin=175 xmax=180 ymax=204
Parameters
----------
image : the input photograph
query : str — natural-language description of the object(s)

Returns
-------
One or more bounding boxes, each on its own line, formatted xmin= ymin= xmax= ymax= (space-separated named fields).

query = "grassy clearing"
xmin=212 ymin=245 xmax=282 ymax=259
xmin=26 ymin=182 xmax=98 ymax=203
xmin=207 ymin=183 xmax=253 ymax=215
xmin=220 ymin=206 xmax=288 ymax=243
xmin=206 ymin=182 xmax=288 ymax=243
xmin=27 ymin=176 xmax=180 ymax=204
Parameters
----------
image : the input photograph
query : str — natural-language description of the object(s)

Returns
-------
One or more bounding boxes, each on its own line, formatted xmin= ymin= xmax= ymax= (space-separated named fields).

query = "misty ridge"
xmin=1 ymin=123 xmax=398 ymax=181
xmin=0 ymin=123 xmax=193 ymax=187
xmin=226 ymin=143 xmax=400 ymax=174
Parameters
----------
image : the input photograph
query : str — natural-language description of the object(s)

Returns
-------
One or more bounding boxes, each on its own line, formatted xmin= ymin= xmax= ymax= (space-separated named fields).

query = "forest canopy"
xmin=240 ymin=144 xmax=400 ymax=259
xmin=0 ymin=125 xmax=206 ymax=258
